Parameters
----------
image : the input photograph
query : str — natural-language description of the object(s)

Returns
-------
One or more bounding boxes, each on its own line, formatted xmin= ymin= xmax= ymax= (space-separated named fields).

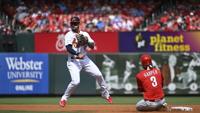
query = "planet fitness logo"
xmin=134 ymin=33 xmax=147 ymax=50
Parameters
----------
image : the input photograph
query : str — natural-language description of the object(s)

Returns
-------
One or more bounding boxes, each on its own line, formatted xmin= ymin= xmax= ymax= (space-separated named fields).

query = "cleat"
xmin=159 ymin=103 xmax=170 ymax=111
xmin=59 ymin=100 xmax=66 ymax=107
xmin=106 ymin=96 xmax=113 ymax=104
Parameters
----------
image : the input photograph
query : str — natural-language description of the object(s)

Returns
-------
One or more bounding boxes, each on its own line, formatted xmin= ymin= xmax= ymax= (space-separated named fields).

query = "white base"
xmin=170 ymin=106 xmax=193 ymax=112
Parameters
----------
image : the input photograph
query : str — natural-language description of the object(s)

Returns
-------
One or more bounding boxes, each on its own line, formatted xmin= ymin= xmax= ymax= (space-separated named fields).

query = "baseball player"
xmin=135 ymin=54 xmax=167 ymax=111
xmin=168 ymin=54 xmax=177 ymax=83
xmin=102 ymin=54 xmax=119 ymax=90
xmin=122 ymin=60 xmax=136 ymax=86
xmin=59 ymin=16 xmax=112 ymax=107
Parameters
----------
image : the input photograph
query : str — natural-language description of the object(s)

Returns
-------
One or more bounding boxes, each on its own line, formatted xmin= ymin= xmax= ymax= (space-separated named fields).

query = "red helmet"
xmin=140 ymin=54 xmax=152 ymax=67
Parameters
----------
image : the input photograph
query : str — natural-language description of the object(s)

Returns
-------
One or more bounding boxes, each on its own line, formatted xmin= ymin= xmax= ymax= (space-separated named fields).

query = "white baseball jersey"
xmin=65 ymin=30 xmax=94 ymax=60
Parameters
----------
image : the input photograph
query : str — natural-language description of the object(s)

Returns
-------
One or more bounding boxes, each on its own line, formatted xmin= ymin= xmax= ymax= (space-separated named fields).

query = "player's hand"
xmin=87 ymin=41 xmax=95 ymax=49
xmin=75 ymin=53 xmax=85 ymax=59
xmin=76 ymin=34 xmax=88 ymax=47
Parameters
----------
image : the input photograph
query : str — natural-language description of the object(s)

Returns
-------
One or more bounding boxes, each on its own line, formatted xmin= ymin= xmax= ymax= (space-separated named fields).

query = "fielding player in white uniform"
xmin=59 ymin=16 xmax=112 ymax=107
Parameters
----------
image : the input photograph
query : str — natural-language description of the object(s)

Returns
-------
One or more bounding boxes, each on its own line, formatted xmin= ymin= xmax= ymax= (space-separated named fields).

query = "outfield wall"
xmin=0 ymin=32 xmax=200 ymax=95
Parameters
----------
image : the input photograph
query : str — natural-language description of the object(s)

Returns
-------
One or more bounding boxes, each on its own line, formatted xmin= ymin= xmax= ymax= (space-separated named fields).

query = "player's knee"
xmin=95 ymin=74 xmax=103 ymax=79
xmin=136 ymin=106 xmax=151 ymax=111
xmin=71 ymin=80 xmax=80 ymax=86
xmin=94 ymin=71 xmax=102 ymax=76
xmin=136 ymin=106 xmax=144 ymax=111
xmin=136 ymin=102 xmax=146 ymax=111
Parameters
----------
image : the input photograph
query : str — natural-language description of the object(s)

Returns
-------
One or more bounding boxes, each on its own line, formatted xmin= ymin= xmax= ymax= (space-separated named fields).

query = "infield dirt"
xmin=0 ymin=104 xmax=199 ymax=113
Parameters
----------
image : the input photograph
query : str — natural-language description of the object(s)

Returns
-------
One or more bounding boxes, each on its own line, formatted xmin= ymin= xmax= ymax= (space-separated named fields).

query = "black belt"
xmin=71 ymin=57 xmax=76 ymax=59
xmin=71 ymin=57 xmax=83 ymax=60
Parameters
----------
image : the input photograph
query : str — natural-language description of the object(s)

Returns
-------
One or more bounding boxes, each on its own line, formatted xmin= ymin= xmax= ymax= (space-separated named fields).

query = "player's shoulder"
xmin=136 ymin=70 xmax=145 ymax=78
xmin=152 ymin=67 xmax=161 ymax=73
xmin=80 ymin=31 xmax=90 ymax=36
xmin=65 ymin=30 xmax=73 ymax=35
xmin=65 ymin=30 xmax=74 ymax=38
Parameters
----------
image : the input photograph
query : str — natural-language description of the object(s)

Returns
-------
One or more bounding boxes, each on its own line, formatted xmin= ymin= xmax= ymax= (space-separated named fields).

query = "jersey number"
xmin=150 ymin=76 xmax=158 ymax=87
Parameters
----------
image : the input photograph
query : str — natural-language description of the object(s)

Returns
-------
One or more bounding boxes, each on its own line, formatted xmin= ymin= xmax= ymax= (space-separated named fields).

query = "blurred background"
xmin=0 ymin=0 xmax=200 ymax=97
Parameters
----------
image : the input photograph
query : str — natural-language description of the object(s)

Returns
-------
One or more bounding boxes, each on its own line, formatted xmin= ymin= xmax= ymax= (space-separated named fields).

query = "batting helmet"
xmin=140 ymin=54 xmax=152 ymax=67
xmin=70 ymin=16 xmax=80 ymax=32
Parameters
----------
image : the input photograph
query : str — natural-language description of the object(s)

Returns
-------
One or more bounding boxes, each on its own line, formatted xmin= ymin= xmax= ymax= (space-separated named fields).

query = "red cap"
xmin=140 ymin=54 xmax=152 ymax=66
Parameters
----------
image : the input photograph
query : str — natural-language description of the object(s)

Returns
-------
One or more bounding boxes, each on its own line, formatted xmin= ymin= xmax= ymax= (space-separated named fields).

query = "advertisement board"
xmin=119 ymin=32 xmax=200 ymax=52
xmin=35 ymin=33 xmax=66 ymax=53
xmin=35 ymin=32 xmax=118 ymax=53
xmin=88 ymin=32 xmax=118 ymax=53
xmin=0 ymin=53 xmax=49 ymax=94
xmin=95 ymin=53 xmax=200 ymax=95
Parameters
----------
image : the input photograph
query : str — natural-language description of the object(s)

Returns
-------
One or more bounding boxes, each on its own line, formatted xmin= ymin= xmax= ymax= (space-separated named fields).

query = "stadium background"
xmin=0 ymin=0 xmax=200 ymax=113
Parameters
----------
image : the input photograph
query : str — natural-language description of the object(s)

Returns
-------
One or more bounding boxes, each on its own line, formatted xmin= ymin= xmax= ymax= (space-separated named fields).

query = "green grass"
xmin=0 ymin=96 xmax=200 ymax=113
xmin=0 ymin=96 xmax=200 ymax=105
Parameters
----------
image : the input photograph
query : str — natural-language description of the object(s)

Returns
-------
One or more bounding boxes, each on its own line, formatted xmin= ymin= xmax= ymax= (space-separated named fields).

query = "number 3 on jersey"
xmin=150 ymin=76 xmax=158 ymax=87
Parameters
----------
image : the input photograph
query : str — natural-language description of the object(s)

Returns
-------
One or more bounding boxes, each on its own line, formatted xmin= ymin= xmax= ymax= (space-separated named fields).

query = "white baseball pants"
xmin=61 ymin=56 xmax=110 ymax=101
xmin=136 ymin=98 xmax=166 ymax=111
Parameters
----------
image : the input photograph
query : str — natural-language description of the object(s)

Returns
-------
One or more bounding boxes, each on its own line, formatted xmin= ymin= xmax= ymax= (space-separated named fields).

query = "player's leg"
xmin=136 ymin=99 xmax=149 ymax=111
xmin=136 ymin=99 xmax=166 ymax=111
xmin=122 ymin=71 xmax=130 ymax=84
xmin=169 ymin=66 xmax=175 ymax=82
xmin=60 ymin=61 xmax=81 ymax=106
xmin=83 ymin=59 xmax=111 ymax=102
xmin=158 ymin=99 xmax=169 ymax=111
xmin=136 ymin=99 xmax=158 ymax=111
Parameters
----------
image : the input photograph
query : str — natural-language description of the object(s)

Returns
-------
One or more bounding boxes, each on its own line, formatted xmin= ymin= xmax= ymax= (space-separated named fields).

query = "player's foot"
xmin=59 ymin=100 xmax=66 ymax=107
xmin=159 ymin=103 xmax=170 ymax=111
xmin=162 ymin=102 xmax=167 ymax=107
xmin=106 ymin=96 xmax=113 ymax=104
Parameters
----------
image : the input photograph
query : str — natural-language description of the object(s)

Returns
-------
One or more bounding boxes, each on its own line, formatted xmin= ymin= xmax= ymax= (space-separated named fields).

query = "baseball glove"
xmin=76 ymin=34 xmax=88 ymax=46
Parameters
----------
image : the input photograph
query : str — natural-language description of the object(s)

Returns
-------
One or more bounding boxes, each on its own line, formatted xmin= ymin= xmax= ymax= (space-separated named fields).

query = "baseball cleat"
xmin=159 ymin=103 xmax=170 ymax=111
xmin=106 ymin=96 xmax=113 ymax=104
xmin=59 ymin=100 xmax=66 ymax=107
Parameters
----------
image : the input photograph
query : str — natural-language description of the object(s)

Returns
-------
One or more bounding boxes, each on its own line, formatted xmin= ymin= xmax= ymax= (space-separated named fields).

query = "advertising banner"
xmin=35 ymin=33 xmax=66 ymax=53
xmin=0 ymin=53 xmax=48 ymax=94
xmin=95 ymin=53 xmax=200 ymax=95
xmin=119 ymin=32 xmax=200 ymax=52
xmin=89 ymin=32 xmax=118 ymax=53
xmin=35 ymin=32 xmax=118 ymax=53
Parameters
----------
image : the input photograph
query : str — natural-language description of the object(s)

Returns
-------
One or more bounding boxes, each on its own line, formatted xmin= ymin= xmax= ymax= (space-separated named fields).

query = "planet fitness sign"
xmin=119 ymin=32 xmax=200 ymax=52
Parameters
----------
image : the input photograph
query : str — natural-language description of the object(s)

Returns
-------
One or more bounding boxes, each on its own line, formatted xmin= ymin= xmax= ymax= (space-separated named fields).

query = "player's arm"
xmin=85 ymin=32 xmax=95 ymax=49
xmin=136 ymin=76 xmax=144 ymax=92
xmin=158 ymin=69 xmax=164 ymax=87
xmin=65 ymin=44 xmax=79 ymax=55
xmin=65 ymin=44 xmax=84 ymax=59
xmin=65 ymin=33 xmax=84 ymax=59
xmin=88 ymin=41 xmax=95 ymax=49
xmin=161 ymin=72 xmax=164 ymax=88
xmin=65 ymin=33 xmax=78 ymax=55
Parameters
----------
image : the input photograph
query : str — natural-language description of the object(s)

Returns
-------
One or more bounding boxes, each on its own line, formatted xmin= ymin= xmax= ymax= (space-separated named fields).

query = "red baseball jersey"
xmin=136 ymin=68 xmax=164 ymax=100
